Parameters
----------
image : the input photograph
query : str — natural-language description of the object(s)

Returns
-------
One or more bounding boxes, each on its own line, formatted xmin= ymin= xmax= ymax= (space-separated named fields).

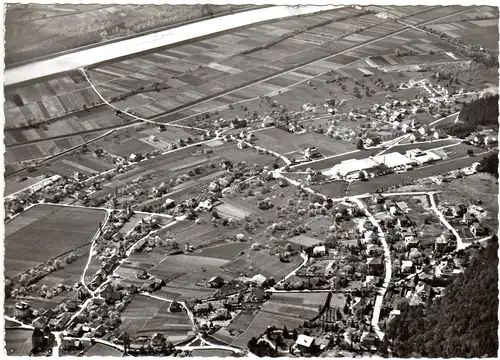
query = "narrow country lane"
xmin=352 ymin=198 xmax=391 ymax=340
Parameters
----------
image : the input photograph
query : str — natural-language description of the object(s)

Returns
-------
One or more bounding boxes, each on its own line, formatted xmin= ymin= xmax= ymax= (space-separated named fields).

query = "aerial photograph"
xmin=2 ymin=3 xmax=499 ymax=358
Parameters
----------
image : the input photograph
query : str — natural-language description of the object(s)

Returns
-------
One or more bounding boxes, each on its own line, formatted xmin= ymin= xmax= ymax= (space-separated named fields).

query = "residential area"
xmin=3 ymin=4 xmax=498 ymax=358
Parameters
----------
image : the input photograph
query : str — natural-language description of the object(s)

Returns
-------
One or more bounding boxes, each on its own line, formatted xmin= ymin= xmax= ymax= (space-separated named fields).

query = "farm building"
xmin=313 ymin=245 xmax=326 ymax=256
xmin=14 ymin=302 xmax=31 ymax=320
xmin=251 ymin=274 xmax=267 ymax=287
xmin=293 ymin=334 xmax=317 ymax=354
xmin=208 ymin=276 xmax=225 ymax=288
xmin=371 ymin=152 xmax=415 ymax=170
xmin=406 ymin=149 xmax=441 ymax=164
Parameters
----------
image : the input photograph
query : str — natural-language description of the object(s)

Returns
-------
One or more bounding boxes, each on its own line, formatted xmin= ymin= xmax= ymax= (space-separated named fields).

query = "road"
xmin=352 ymin=198 xmax=391 ymax=340
xmin=429 ymin=192 xmax=464 ymax=249
xmin=5 ymin=5 xmax=340 ymax=86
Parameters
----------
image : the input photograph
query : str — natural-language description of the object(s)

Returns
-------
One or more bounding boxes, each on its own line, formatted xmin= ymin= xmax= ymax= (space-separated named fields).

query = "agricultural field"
xmin=222 ymin=249 xmax=302 ymax=280
xmin=4 ymin=130 xmax=111 ymax=169
xmin=230 ymin=307 xmax=307 ymax=348
xmin=83 ymin=343 xmax=123 ymax=356
xmin=5 ymin=4 xmax=248 ymax=65
xmin=4 ymin=330 xmax=33 ymax=356
xmin=426 ymin=8 xmax=499 ymax=53
xmin=119 ymin=294 xmax=193 ymax=340
xmin=4 ymin=204 xmax=107 ymax=278
xmin=253 ymin=128 xmax=357 ymax=158
xmin=190 ymin=349 xmax=237 ymax=357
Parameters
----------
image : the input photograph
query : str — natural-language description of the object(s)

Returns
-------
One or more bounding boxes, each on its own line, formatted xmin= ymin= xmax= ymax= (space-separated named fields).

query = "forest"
xmin=479 ymin=152 xmax=499 ymax=178
xmin=385 ymin=236 xmax=498 ymax=358
xmin=443 ymin=94 xmax=499 ymax=138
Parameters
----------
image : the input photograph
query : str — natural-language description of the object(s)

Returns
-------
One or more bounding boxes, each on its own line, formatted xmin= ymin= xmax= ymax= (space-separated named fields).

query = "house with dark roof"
xmin=150 ymin=333 xmax=166 ymax=348
xmin=230 ymin=119 xmax=248 ymax=129
xmin=367 ymin=257 xmax=383 ymax=275
xmin=208 ymin=276 xmax=225 ymax=288
xmin=32 ymin=316 xmax=48 ymax=329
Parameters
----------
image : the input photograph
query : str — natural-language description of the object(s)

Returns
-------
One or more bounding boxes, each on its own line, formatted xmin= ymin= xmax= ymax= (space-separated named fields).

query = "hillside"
xmin=443 ymin=94 xmax=499 ymax=138
xmin=385 ymin=236 xmax=499 ymax=358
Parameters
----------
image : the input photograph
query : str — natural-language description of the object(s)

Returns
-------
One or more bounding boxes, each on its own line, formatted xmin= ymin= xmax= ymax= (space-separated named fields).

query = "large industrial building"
xmin=406 ymin=149 xmax=442 ymax=164
xmin=324 ymin=149 xmax=441 ymax=179
xmin=372 ymin=152 xmax=415 ymax=170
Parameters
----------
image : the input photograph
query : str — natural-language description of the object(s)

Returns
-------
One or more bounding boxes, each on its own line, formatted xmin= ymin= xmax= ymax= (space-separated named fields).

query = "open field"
xmin=222 ymin=248 xmax=302 ymax=280
xmin=4 ymin=4 xmax=474 ymax=159
xmin=119 ymin=294 xmax=193 ymax=338
xmin=190 ymin=349 xmax=236 ymax=357
xmin=4 ymin=330 xmax=33 ymax=356
xmin=254 ymin=128 xmax=357 ymax=157
xmin=4 ymin=204 xmax=106 ymax=278
xmin=5 ymin=130 xmax=110 ymax=167
xmin=231 ymin=307 xmax=306 ymax=348
xmin=4 ymin=174 xmax=46 ymax=195
xmin=29 ymin=244 xmax=91 ymax=289
xmin=270 ymin=292 xmax=329 ymax=308
xmin=83 ymin=343 xmax=122 ymax=356
xmin=195 ymin=242 xmax=250 ymax=260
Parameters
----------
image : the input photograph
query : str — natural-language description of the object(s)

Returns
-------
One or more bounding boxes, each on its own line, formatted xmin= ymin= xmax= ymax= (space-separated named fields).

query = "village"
xmin=3 ymin=4 xmax=499 ymax=358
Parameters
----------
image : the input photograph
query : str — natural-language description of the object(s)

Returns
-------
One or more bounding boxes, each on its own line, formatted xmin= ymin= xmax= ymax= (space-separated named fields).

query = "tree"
xmin=357 ymin=139 xmax=364 ymax=150
xmin=478 ymin=152 xmax=499 ymax=178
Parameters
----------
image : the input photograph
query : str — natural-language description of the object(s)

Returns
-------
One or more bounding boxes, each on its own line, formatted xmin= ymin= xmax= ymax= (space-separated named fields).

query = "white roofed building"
xmin=406 ymin=149 xmax=441 ymax=164
xmin=327 ymin=158 xmax=379 ymax=177
xmin=372 ymin=152 xmax=415 ymax=169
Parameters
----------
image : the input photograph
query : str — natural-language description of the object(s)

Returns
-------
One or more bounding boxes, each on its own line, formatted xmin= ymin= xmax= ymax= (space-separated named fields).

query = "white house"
xmin=313 ymin=245 xmax=326 ymax=256
xmin=251 ymin=274 xmax=267 ymax=286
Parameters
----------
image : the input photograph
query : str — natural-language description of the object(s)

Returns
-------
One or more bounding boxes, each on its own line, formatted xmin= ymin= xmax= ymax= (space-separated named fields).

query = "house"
xmin=435 ymin=233 xmax=450 ymax=251
xmin=224 ymin=296 xmax=241 ymax=310
xmin=124 ymin=284 xmax=138 ymax=296
xmin=211 ymin=308 xmax=230 ymax=321
xmin=150 ymin=333 xmax=166 ymax=348
xmin=396 ymin=215 xmax=412 ymax=229
xmin=136 ymin=269 xmax=149 ymax=280
xmin=169 ymin=301 xmax=182 ymax=313
xmin=49 ymin=313 xmax=71 ymax=331
xmin=101 ymin=285 xmax=122 ymax=304
xmin=460 ymin=212 xmax=476 ymax=225
xmin=94 ymin=325 xmax=107 ymax=337
xmin=261 ymin=116 xmax=275 ymax=128
xmin=361 ymin=332 xmax=379 ymax=350
xmin=313 ymin=245 xmax=326 ymax=257
xmin=230 ymin=119 xmax=248 ymax=129
xmin=237 ymin=141 xmax=248 ymax=149
xmin=69 ymin=324 xmax=83 ymax=337
xmin=251 ymin=274 xmax=267 ymax=287
xmin=367 ymin=257 xmax=383 ymax=275
xmin=401 ymin=260 xmax=414 ymax=273
xmin=32 ymin=316 xmax=48 ymax=329
xmin=246 ymin=287 xmax=267 ymax=302
xmin=14 ymin=302 xmax=31 ymax=320
xmin=304 ymin=147 xmax=321 ymax=160
xmin=208 ymin=276 xmax=225 ymax=288
xmin=403 ymin=231 xmax=419 ymax=248
xmin=470 ymin=223 xmax=488 ymax=237
xmin=194 ymin=303 xmax=211 ymax=314
xmin=295 ymin=334 xmax=316 ymax=352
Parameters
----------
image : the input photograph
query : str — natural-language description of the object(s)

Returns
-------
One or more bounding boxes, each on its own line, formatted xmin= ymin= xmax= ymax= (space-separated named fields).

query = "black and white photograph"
xmin=1 ymin=1 xmax=499 ymax=358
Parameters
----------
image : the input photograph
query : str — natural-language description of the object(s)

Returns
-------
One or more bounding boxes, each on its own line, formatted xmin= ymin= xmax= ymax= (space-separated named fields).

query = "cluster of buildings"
xmin=324 ymin=148 xmax=442 ymax=180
